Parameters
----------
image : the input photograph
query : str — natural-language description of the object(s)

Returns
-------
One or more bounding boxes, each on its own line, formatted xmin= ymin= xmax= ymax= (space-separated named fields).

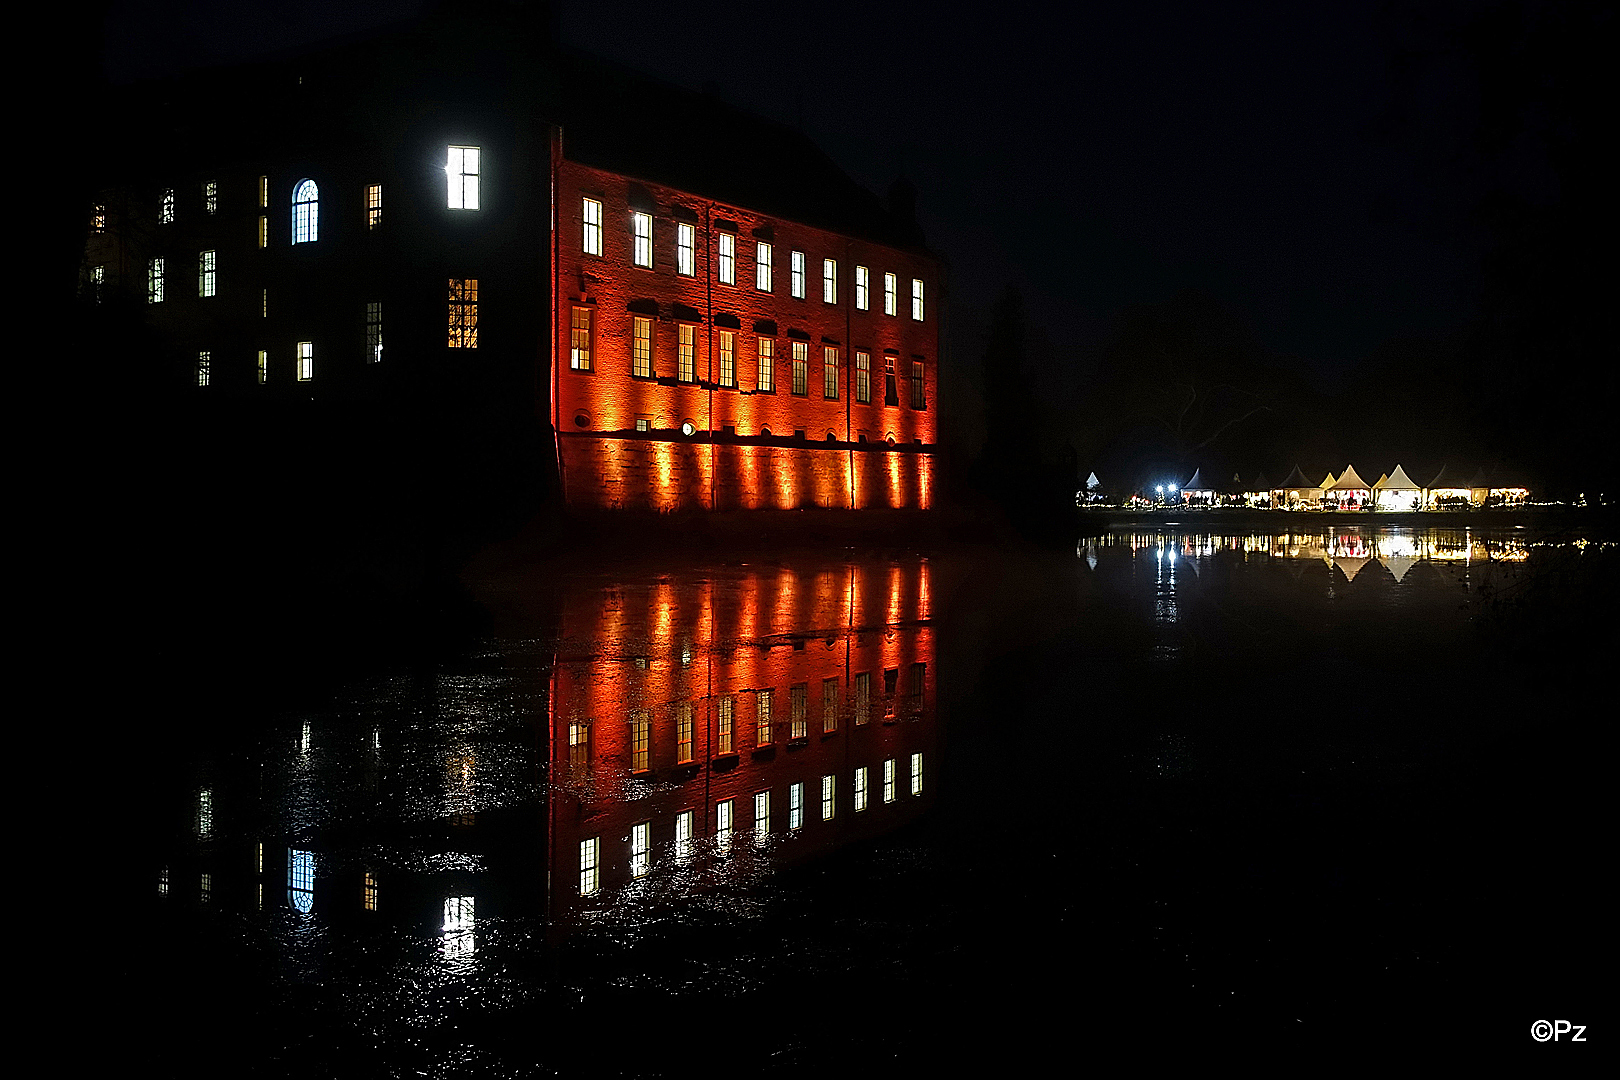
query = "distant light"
xmin=1157 ymin=485 xmax=1164 ymax=494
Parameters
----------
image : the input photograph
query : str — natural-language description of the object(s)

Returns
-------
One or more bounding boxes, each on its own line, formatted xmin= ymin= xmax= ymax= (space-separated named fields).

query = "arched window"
xmin=292 ymin=179 xmax=319 ymax=244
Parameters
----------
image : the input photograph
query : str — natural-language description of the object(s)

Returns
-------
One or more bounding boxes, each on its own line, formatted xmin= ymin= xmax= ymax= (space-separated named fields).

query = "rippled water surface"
xmin=103 ymin=526 xmax=1609 ymax=1070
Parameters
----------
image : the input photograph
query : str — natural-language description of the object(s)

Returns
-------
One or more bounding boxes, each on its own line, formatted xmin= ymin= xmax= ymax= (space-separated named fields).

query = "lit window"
xmin=821 ymin=775 xmax=836 ymax=820
xmin=822 ymin=347 xmax=839 ymax=400
xmin=630 ymin=821 xmax=651 ymax=878
xmin=911 ymin=278 xmax=925 ymax=320
xmin=854 ymin=766 xmax=869 ymax=811
xmin=822 ymin=677 xmax=839 ymax=732
xmin=753 ymin=790 xmax=770 ymax=839
xmin=676 ymin=702 xmax=694 ymax=762
xmin=718 ymin=330 xmax=735 ymax=388
xmin=675 ymin=809 xmax=694 ymax=861
xmin=790 ymin=683 xmax=808 ymax=739
xmin=200 ymin=873 xmax=212 ymax=904
xmin=789 ymin=782 xmax=804 ymax=830
xmin=196 ymin=788 xmax=213 ymax=837
xmin=366 ymin=302 xmax=383 ymax=363
xmin=677 ymin=222 xmax=696 ymax=276
xmin=718 ymin=232 xmax=736 ymax=284
xmin=631 ymin=709 xmax=650 ymax=772
xmin=855 ymin=265 xmax=869 ymax=310
xmin=204 ymin=180 xmax=217 ymax=215
xmin=756 ymin=689 xmax=774 ymax=746
xmin=196 ymin=351 xmax=210 ymax=387
xmin=635 ymin=417 xmax=649 ymax=432
xmin=198 ymin=250 xmax=216 ymax=297
xmin=258 ymin=175 xmax=267 ymax=208
xmin=160 ymin=189 xmax=174 ymax=225
xmin=568 ymin=720 xmax=588 ymax=768
xmin=716 ymin=799 xmax=734 ymax=852
xmin=910 ymin=752 xmax=924 ymax=795
xmin=579 ymin=838 xmax=600 ymax=895
xmin=257 ymin=215 xmax=267 ymax=248
xmin=582 ymin=198 xmax=602 ymax=255
xmin=757 ymin=338 xmax=775 ymax=392
xmin=257 ymin=349 xmax=267 ymax=385
xmin=363 ymin=872 xmax=378 ymax=911
xmin=717 ymin=696 xmax=734 ymax=753
xmin=147 ymin=258 xmax=164 ymax=303
xmin=292 ymin=179 xmax=319 ymax=243
xmin=297 ymin=341 xmax=313 ymax=381
xmin=632 ymin=315 xmax=652 ymax=377
xmin=791 ymin=341 xmax=808 ymax=397
xmin=823 ymin=259 xmax=836 ymax=303
xmin=447 ymin=146 xmax=480 ymax=210
xmin=790 ymin=250 xmax=805 ymax=298
xmin=884 ymin=273 xmax=897 ymax=316
xmin=883 ymin=757 xmax=896 ymax=803
xmin=631 ymin=211 xmax=652 ymax=268
xmin=261 ymin=289 xmax=267 ymax=318
xmin=911 ymin=361 xmax=927 ymax=410
xmin=289 ymin=849 xmax=314 ymax=913
xmin=855 ymin=352 xmax=871 ymax=405
xmin=854 ymin=671 xmax=871 ymax=724
xmin=567 ymin=305 xmax=593 ymax=370
xmin=677 ymin=323 xmax=695 ymax=383
xmin=449 ymin=278 xmax=479 ymax=348
xmin=755 ymin=242 xmax=772 ymax=291
xmin=91 ymin=265 xmax=104 ymax=303
xmin=443 ymin=896 xmax=474 ymax=959
xmin=92 ymin=203 xmax=106 ymax=232
xmin=367 ymin=184 xmax=382 ymax=229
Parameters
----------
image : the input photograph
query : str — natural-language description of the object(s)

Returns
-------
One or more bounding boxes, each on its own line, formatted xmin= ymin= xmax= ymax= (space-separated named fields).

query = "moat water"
xmin=100 ymin=525 xmax=1607 ymax=1070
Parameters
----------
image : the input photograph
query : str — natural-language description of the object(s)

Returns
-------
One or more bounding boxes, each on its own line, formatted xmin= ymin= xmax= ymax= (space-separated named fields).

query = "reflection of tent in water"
xmin=1326 ymin=554 xmax=1372 ymax=581
xmin=1381 ymin=554 xmax=1419 ymax=583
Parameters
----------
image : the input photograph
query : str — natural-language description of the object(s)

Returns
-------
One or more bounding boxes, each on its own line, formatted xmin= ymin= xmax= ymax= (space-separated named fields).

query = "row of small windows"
xmin=581 ymin=197 xmax=925 ymax=319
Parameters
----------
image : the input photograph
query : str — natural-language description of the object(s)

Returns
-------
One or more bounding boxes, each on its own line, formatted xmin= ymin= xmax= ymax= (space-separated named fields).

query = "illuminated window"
xmin=676 ymin=702 xmax=694 ymax=763
xmin=367 ymin=184 xmax=382 ymax=229
xmin=677 ymin=222 xmax=696 ymax=275
xmin=582 ymin=198 xmax=602 ymax=255
xmin=261 ymin=289 xmax=267 ymax=318
xmin=790 ymin=250 xmax=805 ymax=298
xmin=884 ymin=273 xmax=897 ymax=316
xmin=297 ymin=341 xmax=313 ymax=381
xmin=855 ymin=351 xmax=871 ymax=405
xmin=883 ymin=757 xmax=896 ymax=803
xmin=160 ymin=188 xmax=174 ymax=224
xmin=201 ymin=873 xmax=212 ymax=903
xmin=292 ymin=179 xmax=318 ymax=243
xmin=579 ymin=837 xmax=600 ymax=895
xmin=790 ymin=683 xmax=808 ymax=739
xmin=822 ymin=677 xmax=839 ymax=732
xmin=789 ymin=782 xmax=804 ymax=830
xmin=674 ymin=809 xmax=696 ymax=861
xmin=854 ymin=671 xmax=871 ymax=725
xmin=910 ymin=752 xmax=924 ymax=795
xmin=823 ymin=258 xmax=836 ymax=303
xmin=717 ymin=696 xmax=734 ymax=753
xmin=204 ymin=180 xmax=217 ymax=214
xmin=196 ymin=351 xmax=210 ymax=387
xmin=822 ymin=347 xmax=839 ymax=400
xmin=632 ymin=315 xmax=652 ymax=377
xmin=718 ymin=330 xmax=735 ymax=388
xmin=821 ymin=774 xmax=836 ymax=820
xmin=757 ymin=338 xmax=775 ymax=392
xmin=91 ymin=265 xmax=104 ymax=303
xmin=568 ymin=720 xmax=588 ymax=768
xmin=147 ymin=258 xmax=164 ymax=303
xmin=791 ymin=341 xmax=808 ymax=397
xmin=635 ymin=417 xmax=649 ymax=432
xmin=911 ymin=278 xmax=925 ymax=320
xmin=756 ymin=689 xmax=774 ymax=746
xmin=447 ymin=146 xmax=480 ymax=209
xmin=910 ymin=361 xmax=926 ymax=410
xmin=196 ymin=788 xmax=213 ymax=837
xmin=718 ymin=231 xmax=736 ymax=284
xmin=855 ymin=265 xmax=869 ymax=310
xmin=755 ymin=242 xmax=772 ymax=291
xmin=257 ymin=349 xmax=267 ymax=385
xmin=854 ymin=766 xmax=869 ymax=811
xmin=753 ymin=790 xmax=770 ymax=838
xmin=630 ymin=709 xmax=650 ymax=772
xmin=631 ymin=821 xmax=651 ymax=878
xmin=159 ymin=866 xmax=169 ymax=896
xmin=449 ymin=278 xmax=479 ymax=348
xmin=258 ymin=175 xmax=267 ymax=208
xmin=198 ymin=250 xmax=216 ymax=297
xmin=289 ymin=849 xmax=314 ymax=913
xmin=92 ymin=203 xmax=105 ymax=232
xmin=631 ymin=211 xmax=652 ymax=267
xmin=257 ymin=215 xmax=267 ymax=248
xmin=363 ymin=872 xmax=378 ymax=911
xmin=677 ymin=323 xmax=695 ymax=383
xmin=366 ymin=302 xmax=383 ymax=363
xmin=716 ymin=799 xmax=734 ymax=851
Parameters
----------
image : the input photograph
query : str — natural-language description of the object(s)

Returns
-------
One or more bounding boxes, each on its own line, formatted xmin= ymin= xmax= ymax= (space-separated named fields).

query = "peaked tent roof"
xmin=1377 ymin=464 xmax=1420 ymax=490
xmin=1427 ymin=463 xmax=1473 ymax=489
xmin=1327 ymin=465 xmax=1371 ymax=491
xmin=1279 ymin=465 xmax=1315 ymax=488
xmin=1183 ymin=468 xmax=1210 ymax=491
xmin=1319 ymin=472 xmax=1338 ymax=488
xmin=1085 ymin=472 xmax=1101 ymax=490
xmin=1246 ymin=471 xmax=1270 ymax=490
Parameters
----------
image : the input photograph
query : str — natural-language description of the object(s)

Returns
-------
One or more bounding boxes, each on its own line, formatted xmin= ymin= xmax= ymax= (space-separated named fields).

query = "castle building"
xmin=82 ymin=3 xmax=939 ymax=512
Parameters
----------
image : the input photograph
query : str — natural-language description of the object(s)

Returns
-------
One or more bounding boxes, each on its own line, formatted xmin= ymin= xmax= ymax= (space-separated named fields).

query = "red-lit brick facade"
xmin=551 ymin=148 xmax=939 ymax=510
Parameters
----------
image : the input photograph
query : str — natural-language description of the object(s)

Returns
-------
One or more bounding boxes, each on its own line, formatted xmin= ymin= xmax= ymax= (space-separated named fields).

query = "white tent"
xmin=1276 ymin=465 xmax=1322 ymax=507
xmin=1373 ymin=464 xmax=1422 ymax=511
xmin=1182 ymin=468 xmax=1215 ymax=505
xmin=1323 ymin=465 xmax=1372 ymax=508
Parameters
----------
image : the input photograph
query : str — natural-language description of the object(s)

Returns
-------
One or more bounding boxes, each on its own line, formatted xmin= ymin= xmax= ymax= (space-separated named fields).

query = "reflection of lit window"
xmin=582 ymin=197 xmax=602 ymax=255
xmin=630 ymin=822 xmax=651 ymax=878
xmin=292 ymin=179 xmax=318 ymax=243
xmin=910 ymin=662 xmax=927 ymax=709
xmin=753 ymin=791 xmax=770 ymax=838
xmin=821 ymin=774 xmax=835 ymax=820
xmin=91 ymin=265 xmax=104 ymax=303
xmin=717 ymin=696 xmax=734 ymax=754
xmin=289 ymin=849 xmax=315 ymax=913
xmin=443 ymin=896 xmax=474 ymax=956
xmin=756 ymin=690 xmax=773 ymax=746
xmin=447 ymin=146 xmax=480 ymax=210
xmin=631 ymin=710 xmax=650 ymax=772
xmin=882 ymin=758 xmax=896 ymax=803
xmin=676 ymin=703 xmax=693 ymax=763
xmin=822 ymin=677 xmax=839 ymax=733
xmin=790 ymin=683 xmax=807 ymax=739
xmin=854 ymin=672 xmax=870 ymax=725
xmin=853 ymin=767 xmax=868 ymax=812
xmin=579 ymin=838 xmax=600 ymax=895
xmin=204 ymin=180 xmax=217 ymax=214
xmin=789 ymin=782 xmax=804 ymax=830
xmin=716 ymin=799 xmax=733 ymax=852
xmin=675 ymin=809 xmax=694 ymax=861
xmin=92 ymin=203 xmax=105 ymax=232
xmin=910 ymin=752 xmax=923 ymax=796
xmin=363 ymin=872 xmax=378 ymax=911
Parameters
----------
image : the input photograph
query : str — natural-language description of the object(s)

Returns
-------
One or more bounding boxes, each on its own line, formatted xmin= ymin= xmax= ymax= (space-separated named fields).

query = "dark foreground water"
xmin=96 ymin=526 xmax=1607 ymax=1071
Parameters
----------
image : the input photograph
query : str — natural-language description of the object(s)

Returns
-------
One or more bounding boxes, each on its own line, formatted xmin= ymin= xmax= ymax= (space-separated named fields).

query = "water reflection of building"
xmin=548 ymin=560 xmax=937 ymax=918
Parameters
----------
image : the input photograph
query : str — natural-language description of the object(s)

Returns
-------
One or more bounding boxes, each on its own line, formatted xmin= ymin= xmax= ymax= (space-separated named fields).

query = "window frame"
xmin=292 ymin=179 xmax=319 ymax=244
xmin=366 ymin=302 xmax=383 ymax=363
xmin=790 ymin=250 xmax=806 ymax=298
xmin=717 ymin=329 xmax=736 ymax=388
xmin=884 ymin=272 xmax=898 ymax=316
xmin=147 ymin=258 xmax=164 ymax=304
xmin=855 ymin=265 xmax=869 ymax=310
xmin=855 ymin=351 xmax=872 ymax=405
xmin=822 ymin=346 xmax=839 ymax=400
xmin=631 ymin=315 xmax=653 ymax=378
xmin=366 ymin=184 xmax=382 ymax=229
xmin=568 ymin=304 xmax=593 ymax=370
xmin=718 ymin=231 xmax=736 ymax=285
xmin=676 ymin=322 xmax=696 ymax=383
xmin=296 ymin=340 xmax=313 ymax=382
xmin=676 ymin=222 xmax=696 ymax=276
xmin=449 ymin=278 xmax=480 ymax=349
xmin=447 ymin=145 xmax=480 ymax=210
xmin=198 ymin=250 xmax=216 ymax=298
xmin=631 ymin=211 xmax=653 ymax=268
xmin=756 ymin=338 xmax=775 ymax=393
xmin=911 ymin=278 xmax=925 ymax=321
xmin=755 ymin=242 xmax=773 ymax=292
xmin=582 ymin=197 xmax=603 ymax=255
xmin=790 ymin=341 xmax=809 ymax=397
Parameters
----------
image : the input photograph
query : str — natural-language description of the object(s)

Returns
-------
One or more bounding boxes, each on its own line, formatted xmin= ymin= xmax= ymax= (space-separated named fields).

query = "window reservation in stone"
xmin=854 ymin=671 xmax=871 ymax=724
xmin=257 ymin=349 xmax=267 ymax=385
xmin=449 ymin=279 xmax=480 ymax=349
xmin=823 ymin=258 xmax=837 ymax=303
xmin=718 ymin=330 xmax=735 ymax=387
xmin=717 ymin=696 xmax=734 ymax=754
xmin=855 ymin=351 xmax=872 ymax=404
xmin=756 ymin=689 xmax=774 ymax=746
xmin=676 ymin=702 xmax=694 ymax=763
xmin=630 ymin=821 xmax=651 ymax=878
xmin=257 ymin=215 xmax=268 ymax=248
xmin=582 ymin=198 xmax=602 ymax=255
xmin=631 ymin=211 xmax=652 ymax=268
xmin=292 ymin=179 xmax=319 ymax=243
xmin=791 ymin=341 xmax=808 ymax=397
xmin=753 ymin=790 xmax=770 ymax=838
xmin=196 ymin=351 xmax=210 ymax=387
xmin=855 ymin=265 xmax=869 ymax=310
xmin=677 ymin=324 xmax=695 ymax=383
xmin=911 ymin=278 xmax=925 ymax=321
xmin=198 ymin=251 xmax=216 ymax=297
xmin=789 ymin=782 xmax=804 ymax=830
xmin=147 ymin=258 xmax=164 ymax=303
xmin=790 ymin=683 xmax=808 ymax=739
xmin=822 ymin=346 xmax=839 ymax=400
xmin=568 ymin=305 xmax=592 ymax=370
xmin=757 ymin=338 xmax=775 ymax=392
xmin=631 ymin=710 xmax=650 ymax=772
xmin=718 ymin=231 xmax=736 ymax=284
xmin=579 ymin=837 xmax=600 ymax=895
xmin=677 ymin=222 xmax=696 ymax=276
xmin=790 ymin=250 xmax=805 ymax=298
xmin=447 ymin=146 xmax=480 ymax=209
xmin=755 ymin=242 xmax=772 ymax=291
xmin=853 ymin=766 xmax=869 ymax=811
xmin=910 ymin=661 xmax=927 ymax=708
xmin=204 ymin=180 xmax=217 ymax=214
xmin=911 ymin=361 xmax=927 ymax=409
xmin=822 ymin=677 xmax=839 ymax=732
xmin=910 ymin=751 xmax=924 ymax=795
xmin=821 ymin=774 xmax=836 ymax=821
xmin=884 ymin=272 xmax=898 ymax=316
xmin=160 ymin=189 xmax=174 ymax=224
xmin=366 ymin=302 xmax=383 ymax=363
xmin=632 ymin=315 xmax=653 ymax=378
xmin=367 ymin=184 xmax=382 ymax=229
xmin=297 ymin=341 xmax=313 ymax=381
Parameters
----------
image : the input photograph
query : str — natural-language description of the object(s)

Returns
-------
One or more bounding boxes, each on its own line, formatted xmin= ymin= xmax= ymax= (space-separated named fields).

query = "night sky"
xmin=92 ymin=0 xmax=1609 ymax=489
